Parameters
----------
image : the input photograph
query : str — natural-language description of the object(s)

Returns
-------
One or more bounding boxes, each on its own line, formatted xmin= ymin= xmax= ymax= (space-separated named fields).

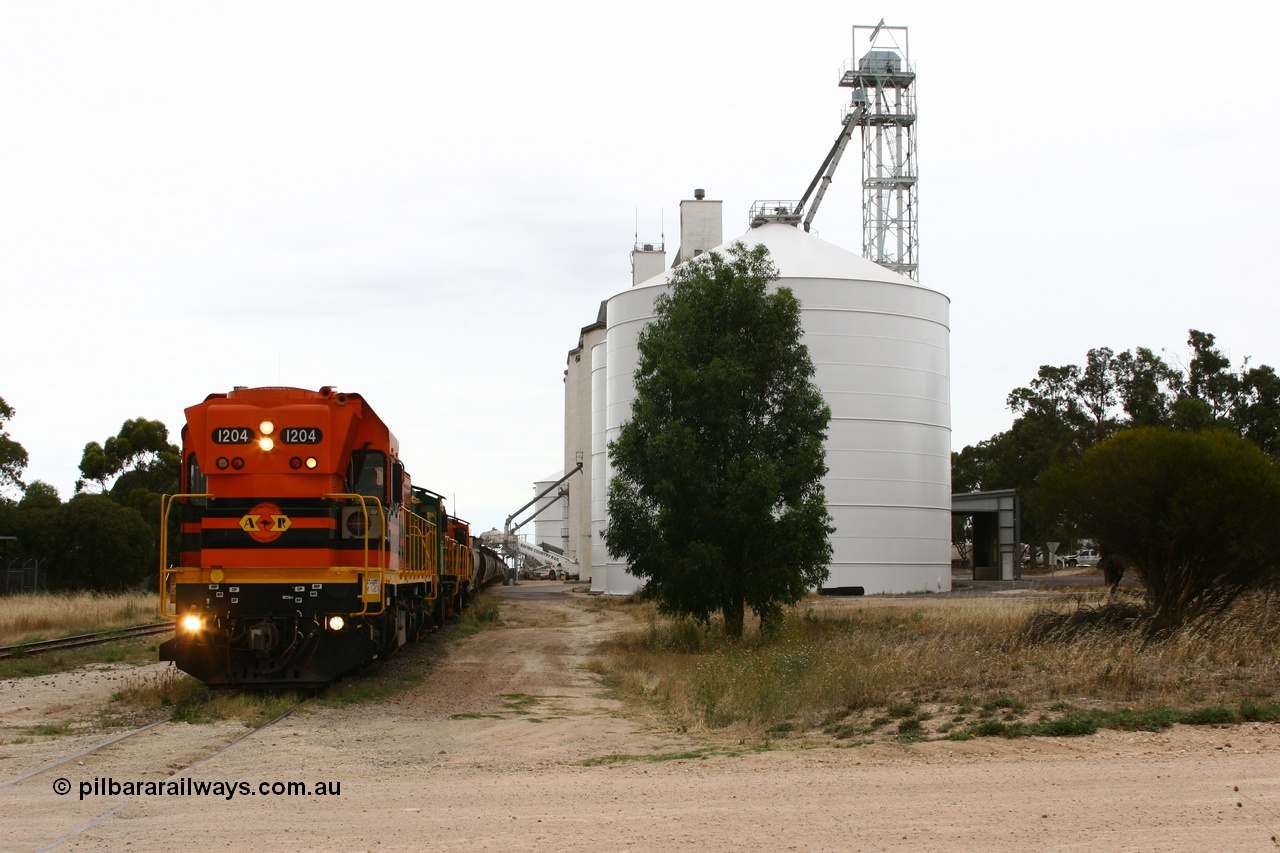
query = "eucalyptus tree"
xmin=605 ymin=242 xmax=833 ymax=638
xmin=0 ymin=396 xmax=29 ymax=497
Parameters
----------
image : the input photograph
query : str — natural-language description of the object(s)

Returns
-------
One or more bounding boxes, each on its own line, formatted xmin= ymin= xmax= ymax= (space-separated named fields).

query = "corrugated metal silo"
xmin=604 ymin=281 xmax=668 ymax=595
xmin=589 ymin=342 xmax=609 ymax=592
xmin=598 ymin=221 xmax=951 ymax=595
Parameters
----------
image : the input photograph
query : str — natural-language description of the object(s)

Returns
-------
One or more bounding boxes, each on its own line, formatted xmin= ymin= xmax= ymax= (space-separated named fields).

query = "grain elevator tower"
xmin=842 ymin=22 xmax=919 ymax=280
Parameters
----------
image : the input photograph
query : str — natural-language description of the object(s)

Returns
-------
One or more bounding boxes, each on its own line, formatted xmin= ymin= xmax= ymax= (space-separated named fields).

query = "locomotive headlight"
xmin=258 ymin=437 xmax=275 ymax=452
xmin=259 ymin=420 xmax=275 ymax=435
xmin=182 ymin=615 xmax=203 ymax=632
xmin=305 ymin=457 xmax=318 ymax=469
xmin=327 ymin=616 xmax=345 ymax=631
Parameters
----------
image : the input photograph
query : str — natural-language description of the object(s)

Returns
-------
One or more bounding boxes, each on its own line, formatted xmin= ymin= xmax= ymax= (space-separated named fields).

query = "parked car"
xmin=1056 ymin=548 xmax=1101 ymax=568
xmin=1075 ymin=548 xmax=1101 ymax=566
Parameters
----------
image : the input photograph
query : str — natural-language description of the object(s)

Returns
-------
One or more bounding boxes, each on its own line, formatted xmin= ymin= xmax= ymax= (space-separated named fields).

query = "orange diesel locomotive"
xmin=158 ymin=386 xmax=502 ymax=687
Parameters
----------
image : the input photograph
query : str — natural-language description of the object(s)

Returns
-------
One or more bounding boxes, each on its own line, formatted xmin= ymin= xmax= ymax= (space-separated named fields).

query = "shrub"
xmin=47 ymin=495 xmax=153 ymax=591
xmin=1033 ymin=715 xmax=1098 ymax=736
xmin=1042 ymin=428 xmax=1280 ymax=632
xmin=1179 ymin=706 xmax=1238 ymax=726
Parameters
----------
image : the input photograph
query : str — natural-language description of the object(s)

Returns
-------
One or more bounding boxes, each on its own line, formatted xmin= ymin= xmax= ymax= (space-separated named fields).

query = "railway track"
xmin=1 ymin=698 xmax=304 ymax=851
xmin=0 ymin=622 xmax=172 ymax=660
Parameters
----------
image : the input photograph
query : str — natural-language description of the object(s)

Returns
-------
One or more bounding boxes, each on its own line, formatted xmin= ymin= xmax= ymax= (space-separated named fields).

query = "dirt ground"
xmin=2 ymin=582 xmax=1280 ymax=852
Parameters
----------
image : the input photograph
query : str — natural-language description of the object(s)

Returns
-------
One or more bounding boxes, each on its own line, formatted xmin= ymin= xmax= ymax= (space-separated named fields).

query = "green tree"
xmin=1232 ymin=363 xmax=1280 ymax=455
xmin=1042 ymin=428 xmax=1280 ymax=633
xmin=1008 ymin=350 xmax=1123 ymax=449
xmin=75 ymin=418 xmax=180 ymax=569
xmin=47 ymin=494 xmax=153 ymax=591
xmin=5 ymin=481 xmax=63 ymax=568
xmin=956 ymin=331 xmax=1280 ymax=571
xmin=1076 ymin=347 xmax=1118 ymax=426
xmin=20 ymin=480 xmax=60 ymax=511
xmin=76 ymin=417 xmax=179 ymax=496
xmin=1007 ymin=364 xmax=1085 ymax=424
xmin=604 ymin=242 xmax=833 ymax=638
xmin=1111 ymin=346 xmax=1178 ymax=427
xmin=0 ymin=396 xmax=29 ymax=496
xmin=1182 ymin=329 xmax=1238 ymax=423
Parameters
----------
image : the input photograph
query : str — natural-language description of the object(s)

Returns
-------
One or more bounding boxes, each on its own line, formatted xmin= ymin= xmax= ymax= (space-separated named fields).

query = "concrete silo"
xmin=594 ymin=199 xmax=951 ymax=595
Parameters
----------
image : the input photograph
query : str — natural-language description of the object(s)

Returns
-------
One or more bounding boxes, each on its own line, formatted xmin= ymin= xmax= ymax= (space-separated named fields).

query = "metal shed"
xmin=951 ymin=489 xmax=1020 ymax=581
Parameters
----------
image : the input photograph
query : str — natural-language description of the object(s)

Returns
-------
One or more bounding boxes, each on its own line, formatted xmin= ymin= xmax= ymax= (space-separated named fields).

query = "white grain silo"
xmin=597 ymin=213 xmax=951 ymax=595
xmin=531 ymin=472 xmax=567 ymax=554
xmin=589 ymin=341 xmax=608 ymax=592
xmin=564 ymin=304 xmax=607 ymax=572
xmin=596 ymin=195 xmax=719 ymax=594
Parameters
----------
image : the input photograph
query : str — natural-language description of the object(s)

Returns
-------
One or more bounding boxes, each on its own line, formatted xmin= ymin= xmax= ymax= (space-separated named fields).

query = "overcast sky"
xmin=3 ymin=0 xmax=1278 ymax=532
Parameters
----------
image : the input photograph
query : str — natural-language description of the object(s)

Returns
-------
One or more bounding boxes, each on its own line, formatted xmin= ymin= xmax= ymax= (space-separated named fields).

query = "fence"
xmin=3 ymin=558 xmax=48 ymax=594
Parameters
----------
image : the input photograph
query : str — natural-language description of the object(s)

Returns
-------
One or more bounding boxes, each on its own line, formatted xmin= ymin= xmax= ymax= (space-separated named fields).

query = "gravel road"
xmin=1 ymin=582 xmax=1278 ymax=852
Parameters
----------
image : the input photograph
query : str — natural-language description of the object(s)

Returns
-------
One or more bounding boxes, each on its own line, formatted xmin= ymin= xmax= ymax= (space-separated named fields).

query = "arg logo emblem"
xmin=239 ymin=502 xmax=292 ymax=543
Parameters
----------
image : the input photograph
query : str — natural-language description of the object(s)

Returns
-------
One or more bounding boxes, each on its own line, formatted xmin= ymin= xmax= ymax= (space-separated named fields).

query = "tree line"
xmin=0 ymin=400 xmax=178 ymax=592
xmin=956 ymin=329 xmax=1280 ymax=629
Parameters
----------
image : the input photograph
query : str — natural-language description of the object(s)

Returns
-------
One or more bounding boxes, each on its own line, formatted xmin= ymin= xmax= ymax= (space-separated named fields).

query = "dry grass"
xmin=455 ymin=590 xmax=502 ymax=636
xmin=0 ymin=591 xmax=160 ymax=646
xmin=111 ymin=668 xmax=206 ymax=709
xmin=111 ymin=668 xmax=301 ymax=726
xmin=591 ymin=591 xmax=1280 ymax=739
xmin=0 ymin=637 xmax=159 ymax=680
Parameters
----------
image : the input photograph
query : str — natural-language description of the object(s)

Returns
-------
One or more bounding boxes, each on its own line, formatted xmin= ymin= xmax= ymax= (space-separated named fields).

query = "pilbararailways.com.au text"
xmin=56 ymin=777 xmax=341 ymax=800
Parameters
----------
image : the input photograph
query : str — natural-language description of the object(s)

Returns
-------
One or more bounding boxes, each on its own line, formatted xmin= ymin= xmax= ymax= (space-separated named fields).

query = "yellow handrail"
xmin=323 ymin=493 xmax=387 ymax=617
xmin=405 ymin=509 xmax=439 ymax=579
xmin=158 ymin=493 xmax=215 ymax=618
xmin=160 ymin=491 xmax=391 ymax=620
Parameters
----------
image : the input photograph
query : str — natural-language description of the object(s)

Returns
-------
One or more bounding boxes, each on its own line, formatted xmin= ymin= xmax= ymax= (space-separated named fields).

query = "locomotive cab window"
xmin=186 ymin=453 xmax=207 ymax=507
xmin=348 ymin=450 xmax=387 ymax=502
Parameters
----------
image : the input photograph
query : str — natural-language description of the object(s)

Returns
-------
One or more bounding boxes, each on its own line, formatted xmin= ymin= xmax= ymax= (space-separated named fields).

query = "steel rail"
xmin=0 ymin=623 xmax=173 ymax=660
xmin=0 ymin=720 xmax=169 ymax=790
xmin=14 ymin=699 xmax=304 ymax=852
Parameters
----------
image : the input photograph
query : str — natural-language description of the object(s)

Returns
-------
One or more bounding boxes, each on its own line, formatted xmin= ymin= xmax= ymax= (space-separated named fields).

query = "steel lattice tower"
xmin=841 ymin=23 xmax=918 ymax=280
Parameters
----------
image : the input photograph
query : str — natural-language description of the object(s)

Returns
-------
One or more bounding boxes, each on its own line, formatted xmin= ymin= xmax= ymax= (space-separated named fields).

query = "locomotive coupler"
xmin=246 ymin=620 xmax=281 ymax=652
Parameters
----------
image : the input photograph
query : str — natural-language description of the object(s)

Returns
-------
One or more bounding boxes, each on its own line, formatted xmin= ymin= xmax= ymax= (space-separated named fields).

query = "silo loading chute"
xmin=500 ymin=462 xmax=583 ymax=579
